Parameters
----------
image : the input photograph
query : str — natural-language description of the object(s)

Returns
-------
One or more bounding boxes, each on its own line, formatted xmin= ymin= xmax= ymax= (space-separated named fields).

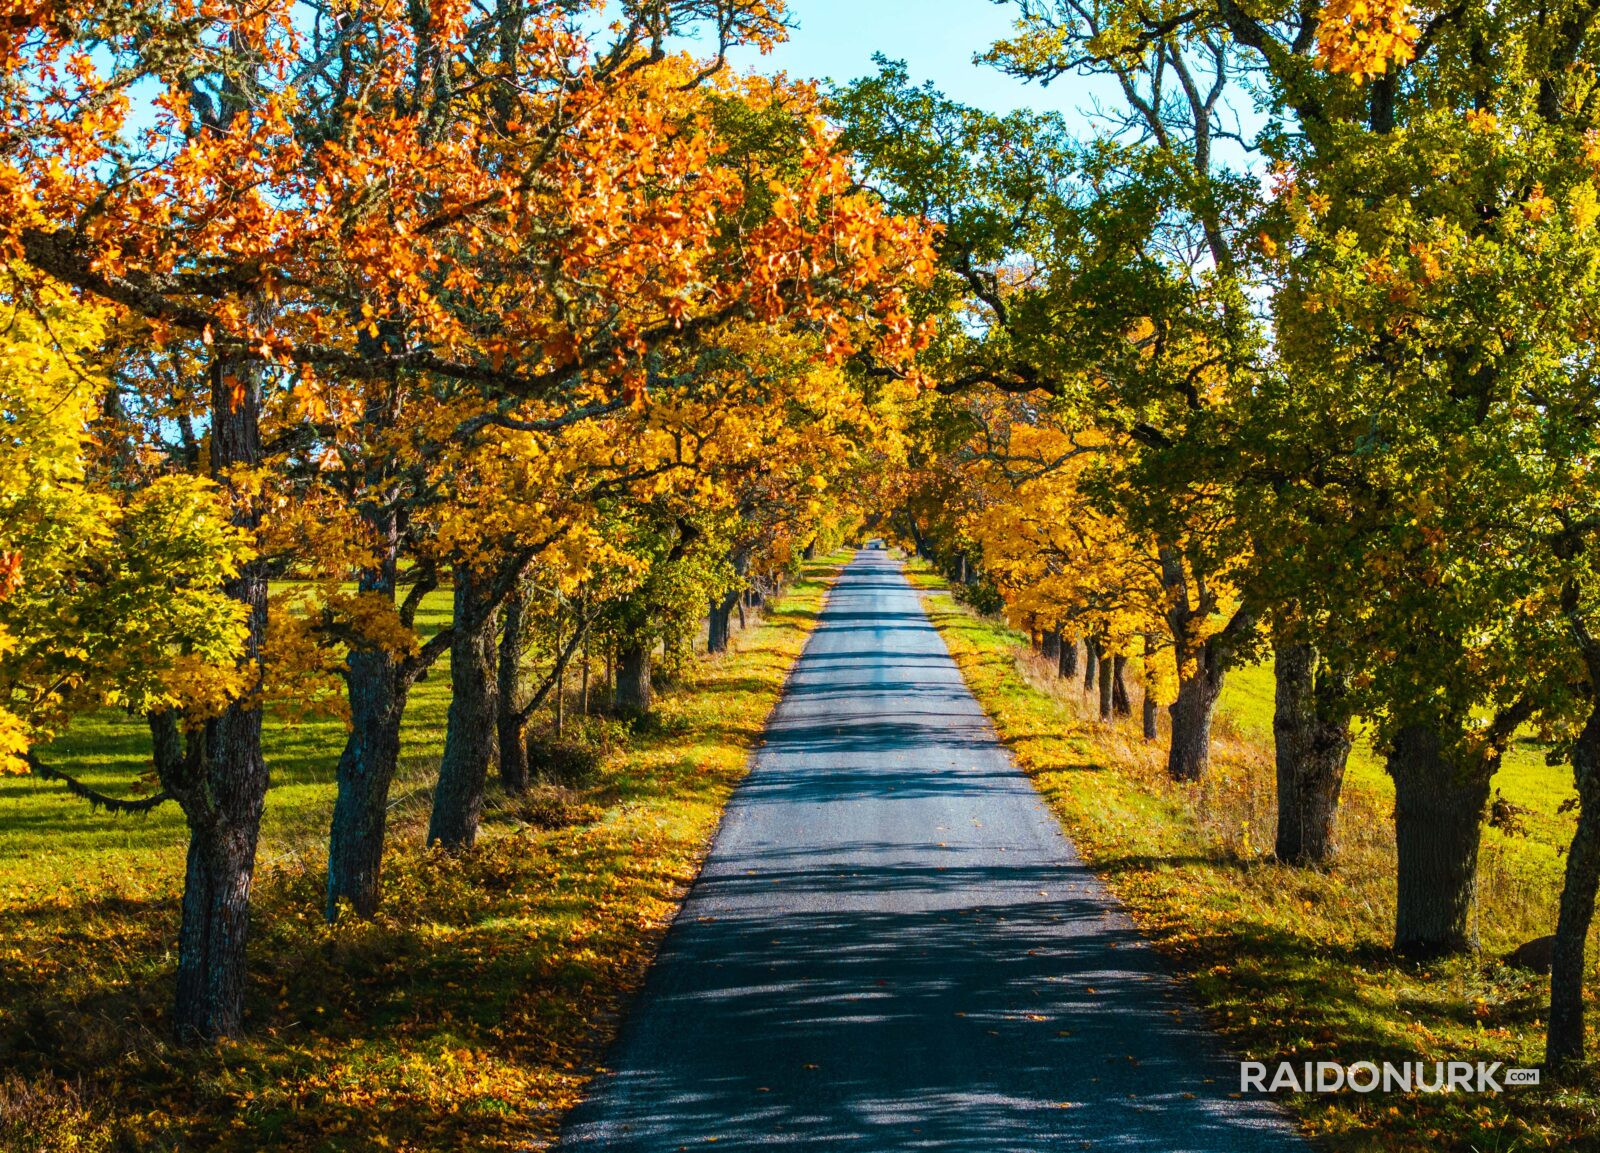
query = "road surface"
xmin=562 ymin=551 xmax=1305 ymax=1151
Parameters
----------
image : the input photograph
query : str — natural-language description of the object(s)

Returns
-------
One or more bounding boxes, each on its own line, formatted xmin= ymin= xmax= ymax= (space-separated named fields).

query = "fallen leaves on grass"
xmin=0 ymin=566 xmax=840 ymax=1150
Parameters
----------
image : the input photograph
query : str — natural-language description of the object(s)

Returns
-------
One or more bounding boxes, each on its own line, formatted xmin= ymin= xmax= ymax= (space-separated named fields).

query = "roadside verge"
xmin=0 ymin=559 xmax=844 ymax=1153
xmin=904 ymin=564 xmax=1587 ymax=1153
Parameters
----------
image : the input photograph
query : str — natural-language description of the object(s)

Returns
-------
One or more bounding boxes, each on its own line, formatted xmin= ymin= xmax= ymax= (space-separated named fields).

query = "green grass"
xmin=1218 ymin=663 xmax=1576 ymax=943
xmin=1218 ymin=662 xmax=1576 ymax=828
xmin=908 ymin=564 xmax=1600 ymax=1153
xmin=0 ymin=560 xmax=844 ymax=1152
xmin=0 ymin=589 xmax=457 ymax=901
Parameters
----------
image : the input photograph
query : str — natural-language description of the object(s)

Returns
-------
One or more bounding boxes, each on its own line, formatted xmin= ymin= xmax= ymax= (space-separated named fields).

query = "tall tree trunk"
xmin=1142 ymin=636 xmax=1160 ymax=741
xmin=1042 ymin=631 xmax=1061 ymax=665
xmin=555 ymin=624 xmax=566 ymax=737
xmin=580 ymin=631 xmax=590 ymax=717
xmin=497 ymin=587 xmax=528 ymax=795
xmin=428 ymin=565 xmax=501 ymax=852
xmin=1548 ymin=701 xmax=1600 ymax=1072
xmin=326 ymin=476 xmax=415 ymax=922
xmin=615 ymin=636 xmax=653 ymax=717
xmin=904 ymin=511 xmax=930 ymax=559
xmin=1167 ymin=645 xmax=1226 ymax=782
xmin=327 ymin=647 xmax=410 ymax=919
xmin=1159 ymin=551 xmax=1254 ymax=784
xmin=1058 ymin=637 xmax=1078 ymax=680
xmin=1111 ymin=655 xmax=1131 ymax=717
xmin=171 ymin=352 xmax=268 ymax=1042
xmin=325 ymin=342 xmax=418 ymax=921
xmin=1389 ymin=723 xmax=1495 ymax=956
xmin=1097 ymin=655 xmax=1114 ymax=722
xmin=1083 ymin=641 xmax=1099 ymax=694
xmin=708 ymin=589 xmax=740 ymax=654
xmin=1273 ymin=641 xmax=1354 ymax=866
xmin=173 ymin=792 xmax=261 ymax=1042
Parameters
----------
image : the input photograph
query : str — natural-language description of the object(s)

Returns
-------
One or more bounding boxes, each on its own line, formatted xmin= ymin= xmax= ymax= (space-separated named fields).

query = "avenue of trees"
xmin=7 ymin=0 xmax=1600 ymax=1094
xmin=1 ymin=0 xmax=930 ymax=1044
xmin=834 ymin=0 xmax=1600 ymax=1075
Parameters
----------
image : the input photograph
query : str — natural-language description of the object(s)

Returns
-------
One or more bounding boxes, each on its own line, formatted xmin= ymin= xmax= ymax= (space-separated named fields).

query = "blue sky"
xmin=716 ymin=0 xmax=1105 ymax=120
xmin=702 ymin=0 xmax=1264 ymax=168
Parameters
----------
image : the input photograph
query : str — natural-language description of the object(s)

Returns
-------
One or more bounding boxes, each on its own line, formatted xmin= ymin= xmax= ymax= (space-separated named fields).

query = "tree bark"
xmin=170 ymin=351 xmax=269 ymax=1042
xmin=1272 ymin=641 xmax=1353 ymax=866
xmin=1167 ymin=654 xmax=1224 ymax=782
xmin=904 ymin=511 xmax=930 ymax=559
xmin=325 ymin=341 xmax=425 ymax=921
xmin=428 ymin=565 xmax=502 ymax=851
xmin=1058 ymin=637 xmax=1078 ymax=680
xmin=497 ymin=586 xmax=528 ymax=795
xmin=615 ymin=636 xmax=653 ymax=717
xmin=1548 ymin=701 xmax=1600 ymax=1071
xmin=581 ymin=632 xmax=590 ymax=717
xmin=1111 ymin=655 xmax=1131 ymax=717
xmin=1042 ymin=631 xmax=1061 ymax=665
xmin=1159 ymin=552 xmax=1254 ymax=783
xmin=554 ymin=621 xmax=566 ymax=736
xmin=327 ymin=645 xmax=410 ymax=919
xmin=1083 ymin=641 xmax=1099 ymax=694
xmin=1097 ymin=654 xmax=1114 ymax=722
xmin=708 ymin=588 xmax=741 ymax=654
xmin=1389 ymin=723 xmax=1495 ymax=956
xmin=1142 ymin=635 xmax=1160 ymax=741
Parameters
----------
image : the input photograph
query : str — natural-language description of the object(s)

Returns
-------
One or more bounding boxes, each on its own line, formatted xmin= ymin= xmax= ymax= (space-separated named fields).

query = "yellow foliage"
xmin=0 ymin=274 xmax=253 ymax=755
xmin=0 ymin=708 xmax=26 ymax=775
xmin=1569 ymin=181 xmax=1600 ymax=234
xmin=960 ymin=418 xmax=1168 ymax=675
xmin=1315 ymin=0 xmax=1420 ymax=80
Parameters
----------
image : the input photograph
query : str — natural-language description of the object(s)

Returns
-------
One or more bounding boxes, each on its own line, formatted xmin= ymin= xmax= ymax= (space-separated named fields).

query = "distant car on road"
xmin=865 ymin=538 xmax=886 ymax=550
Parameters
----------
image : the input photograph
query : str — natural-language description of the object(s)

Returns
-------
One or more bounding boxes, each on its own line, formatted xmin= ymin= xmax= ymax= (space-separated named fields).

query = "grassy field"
xmin=906 ymin=563 xmax=1598 ymax=1152
xmin=0 ymin=591 xmax=458 ymax=903
xmin=1220 ymin=663 xmax=1574 ymax=911
xmin=0 ymin=559 xmax=842 ymax=1152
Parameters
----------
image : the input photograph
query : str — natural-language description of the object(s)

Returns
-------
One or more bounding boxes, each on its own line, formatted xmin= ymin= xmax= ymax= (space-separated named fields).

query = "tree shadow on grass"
xmin=0 ymin=819 xmax=721 ymax=1151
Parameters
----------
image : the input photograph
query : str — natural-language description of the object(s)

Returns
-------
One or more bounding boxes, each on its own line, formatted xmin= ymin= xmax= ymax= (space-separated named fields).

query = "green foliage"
xmin=1253 ymin=85 xmax=1600 ymax=750
xmin=0 ymin=284 xmax=252 ymax=774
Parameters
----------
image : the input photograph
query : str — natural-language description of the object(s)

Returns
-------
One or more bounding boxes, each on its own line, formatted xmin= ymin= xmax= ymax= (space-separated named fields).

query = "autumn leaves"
xmin=1 ymin=1 xmax=930 ymax=1041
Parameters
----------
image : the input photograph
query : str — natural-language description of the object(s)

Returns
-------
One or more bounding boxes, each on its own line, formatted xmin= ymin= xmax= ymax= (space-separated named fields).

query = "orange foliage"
xmin=0 ymin=2 xmax=928 ymax=413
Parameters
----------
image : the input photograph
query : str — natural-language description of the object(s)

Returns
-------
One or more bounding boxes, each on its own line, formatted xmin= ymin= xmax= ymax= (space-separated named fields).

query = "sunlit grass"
xmin=0 ymin=589 xmax=457 ymax=898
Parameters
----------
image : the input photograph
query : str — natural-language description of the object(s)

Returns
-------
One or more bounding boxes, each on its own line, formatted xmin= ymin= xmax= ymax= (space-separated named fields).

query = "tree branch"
xmin=24 ymin=752 xmax=172 ymax=814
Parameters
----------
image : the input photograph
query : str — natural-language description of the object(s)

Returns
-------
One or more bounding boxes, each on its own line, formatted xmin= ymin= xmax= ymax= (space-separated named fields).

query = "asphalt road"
xmin=562 ymin=551 xmax=1306 ymax=1151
